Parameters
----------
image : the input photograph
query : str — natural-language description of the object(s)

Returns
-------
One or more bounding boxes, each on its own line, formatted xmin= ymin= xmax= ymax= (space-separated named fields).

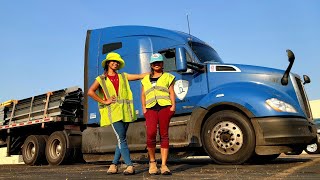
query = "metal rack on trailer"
xmin=0 ymin=116 xmax=74 ymax=130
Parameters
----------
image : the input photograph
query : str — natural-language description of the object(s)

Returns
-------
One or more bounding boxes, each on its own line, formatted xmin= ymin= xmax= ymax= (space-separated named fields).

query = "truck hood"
xmin=204 ymin=62 xmax=310 ymax=118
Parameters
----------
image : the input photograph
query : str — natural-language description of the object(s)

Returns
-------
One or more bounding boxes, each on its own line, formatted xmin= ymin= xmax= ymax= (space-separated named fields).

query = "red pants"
xmin=145 ymin=106 xmax=174 ymax=149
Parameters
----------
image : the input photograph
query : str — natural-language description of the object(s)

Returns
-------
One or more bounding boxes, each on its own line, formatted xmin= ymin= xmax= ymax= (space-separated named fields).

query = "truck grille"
xmin=291 ymin=75 xmax=312 ymax=119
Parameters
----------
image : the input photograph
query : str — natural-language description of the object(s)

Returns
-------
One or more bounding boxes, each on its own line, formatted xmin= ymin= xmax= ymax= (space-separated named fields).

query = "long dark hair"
xmin=150 ymin=65 xmax=154 ymax=77
xmin=104 ymin=61 xmax=118 ymax=75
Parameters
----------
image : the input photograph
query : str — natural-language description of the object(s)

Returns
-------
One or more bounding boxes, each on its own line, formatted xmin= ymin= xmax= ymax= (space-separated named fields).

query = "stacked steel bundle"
xmin=2 ymin=86 xmax=83 ymax=126
xmin=0 ymin=100 xmax=13 ymax=126
xmin=0 ymin=106 xmax=8 ymax=125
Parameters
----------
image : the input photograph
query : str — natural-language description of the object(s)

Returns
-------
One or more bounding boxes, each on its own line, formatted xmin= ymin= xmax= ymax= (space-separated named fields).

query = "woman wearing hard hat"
xmin=141 ymin=53 xmax=176 ymax=175
xmin=88 ymin=52 xmax=148 ymax=175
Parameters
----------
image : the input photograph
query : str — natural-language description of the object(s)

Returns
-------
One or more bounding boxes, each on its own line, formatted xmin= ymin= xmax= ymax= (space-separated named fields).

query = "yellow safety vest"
xmin=96 ymin=73 xmax=136 ymax=126
xmin=141 ymin=73 xmax=175 ymax=108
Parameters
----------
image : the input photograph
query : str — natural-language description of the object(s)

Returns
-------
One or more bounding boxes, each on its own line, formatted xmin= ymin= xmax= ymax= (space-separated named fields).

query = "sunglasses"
xmin=151 ymin=61 xmax=163 ymax=65
xmin=109 ymin=60 xmax=120 ymax=64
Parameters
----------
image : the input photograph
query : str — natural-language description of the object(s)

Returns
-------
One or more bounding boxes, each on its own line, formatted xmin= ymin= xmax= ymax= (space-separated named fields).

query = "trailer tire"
xmin=22 ymin=135 xmax=46 ymax=165
xmin=46 ymin=131 xmax=70 ymax=165
xmin=41 ymin=135 xmax=49 ymax=142
xmin=201 ymin=110 xmax=255 ymax=164
xmin=40 ymin=135 xmax=49 ymax=164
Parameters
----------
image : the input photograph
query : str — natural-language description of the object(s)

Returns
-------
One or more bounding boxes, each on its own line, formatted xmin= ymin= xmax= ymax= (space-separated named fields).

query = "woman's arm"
xmin=87 ymin=80 xmax=116 ymax=105
xmin=169 ymin=81 xmax=176 ymax=112
xmin=127 ymin=72 xmax=149 ymax=81
xmin=141 ymin=86 xmax=147 ymax=114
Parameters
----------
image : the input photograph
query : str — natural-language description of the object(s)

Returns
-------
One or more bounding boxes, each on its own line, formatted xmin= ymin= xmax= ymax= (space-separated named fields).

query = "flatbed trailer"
xmin=0 ymin=87 xmax=83 ymax=165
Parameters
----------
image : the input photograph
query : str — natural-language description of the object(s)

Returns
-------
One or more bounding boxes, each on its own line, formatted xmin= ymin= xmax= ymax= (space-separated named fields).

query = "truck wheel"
xmin=305 ymin=134 xmax=320 ymax=154
xmin=22 ymin=135 xmax=46 ymax=165
xmin=201 ymin=110 xmax=255 ymax=164
xmin=305 ymin=143 xmax=320 ymax=154
xmin=46 ymin=131 xmax=70 ymax=165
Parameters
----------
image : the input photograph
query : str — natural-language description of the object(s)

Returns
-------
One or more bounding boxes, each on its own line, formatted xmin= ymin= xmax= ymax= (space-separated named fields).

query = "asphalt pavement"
xmin=1 ymin=154 xmax=320 ymax=179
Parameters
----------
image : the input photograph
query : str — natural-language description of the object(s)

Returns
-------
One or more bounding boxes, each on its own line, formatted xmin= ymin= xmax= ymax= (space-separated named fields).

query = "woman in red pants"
xmin=141 ymin=53 xmax=175 ymax=175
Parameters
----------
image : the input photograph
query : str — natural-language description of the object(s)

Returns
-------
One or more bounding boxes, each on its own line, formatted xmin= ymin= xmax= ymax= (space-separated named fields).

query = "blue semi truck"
xmin=0 ymin=25 xmax=316 ymax=165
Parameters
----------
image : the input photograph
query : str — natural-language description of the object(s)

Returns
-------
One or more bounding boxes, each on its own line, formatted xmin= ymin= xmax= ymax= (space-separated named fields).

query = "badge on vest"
xmin=174 ymin=80 xmax=189 ymax=100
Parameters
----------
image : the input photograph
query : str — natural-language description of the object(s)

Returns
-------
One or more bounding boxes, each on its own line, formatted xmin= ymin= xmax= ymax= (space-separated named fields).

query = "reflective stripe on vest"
xmin=144 ymin=86 xmax=169 ymax=96
xmin=99 ymin=74 xmax=113 ymax=123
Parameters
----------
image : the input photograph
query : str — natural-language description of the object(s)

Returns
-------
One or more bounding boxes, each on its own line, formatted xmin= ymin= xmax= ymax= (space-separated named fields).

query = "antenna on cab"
xmin=186 ymin=14 xmax=192 ymax=41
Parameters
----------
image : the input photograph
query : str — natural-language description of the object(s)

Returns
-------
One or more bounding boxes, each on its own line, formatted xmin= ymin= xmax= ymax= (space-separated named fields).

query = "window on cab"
xmin=158 ymin=48 xmax=193 ymax=73
xmin=158 ymin=49 xmax=176 ymax=72
xmin=102 ymin=42 xmax=122 ymax=54
xmin=188 ymin=41 xmax=223 ymax=63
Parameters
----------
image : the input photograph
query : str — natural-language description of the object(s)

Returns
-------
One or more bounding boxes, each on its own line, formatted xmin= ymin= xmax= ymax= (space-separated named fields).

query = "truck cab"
xmin=83 ymin=25 xmax=316 ymax=164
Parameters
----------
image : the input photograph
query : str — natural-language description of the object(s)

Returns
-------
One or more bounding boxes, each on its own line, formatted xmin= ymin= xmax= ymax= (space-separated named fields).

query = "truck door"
xmin=159 ymin=48 xmax=208 ymax=114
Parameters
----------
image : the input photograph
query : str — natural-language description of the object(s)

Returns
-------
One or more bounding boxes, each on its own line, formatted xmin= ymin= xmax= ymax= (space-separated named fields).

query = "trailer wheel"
xmin=22 ymin=135 xmax=46 ymax=165
xmin=41 ymin=135 xmax=49 ymax=142
xmin=201 ymin=110 xmax=255 ymax=164
xmin=46 ymin=131 xmax=70 ymax=165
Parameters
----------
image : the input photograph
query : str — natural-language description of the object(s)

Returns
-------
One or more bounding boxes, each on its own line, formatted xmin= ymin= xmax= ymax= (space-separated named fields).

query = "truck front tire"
xmin=45 ymin=131 xmax=70 ymax=165
xmin=22 ymin=135 xmax=46 ymax=165
xmin=201 ymin=110 xmax=255 ymax=164
xmin=305 ymin=134 xmax=320 ymax=154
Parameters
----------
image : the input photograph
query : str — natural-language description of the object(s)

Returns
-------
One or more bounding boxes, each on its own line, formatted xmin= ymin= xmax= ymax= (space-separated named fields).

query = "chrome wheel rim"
xmin=50 ymin=139 xmax=62 ymax=159
xmin=26 ymin=142 xmax=35 ymax=160
xmin=210 ymin=121 xmax=243 ymax=155
xmin=306 ymin=143 xmax=318 ymax=153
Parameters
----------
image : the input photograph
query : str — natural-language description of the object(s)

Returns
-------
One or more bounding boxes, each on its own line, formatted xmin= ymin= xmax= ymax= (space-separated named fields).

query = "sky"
xmin=0 ymin=0 xmax=319 ymax=102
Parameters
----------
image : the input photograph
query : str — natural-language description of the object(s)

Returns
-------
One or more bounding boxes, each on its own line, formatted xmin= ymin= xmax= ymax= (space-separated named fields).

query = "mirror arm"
xmin=187 ymin=64 xmax=206 ymax=73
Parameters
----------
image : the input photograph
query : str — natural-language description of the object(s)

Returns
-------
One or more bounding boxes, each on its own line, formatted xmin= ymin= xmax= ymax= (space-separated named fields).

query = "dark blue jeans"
xmin=111 ymin=121 xmax=133 ymax=166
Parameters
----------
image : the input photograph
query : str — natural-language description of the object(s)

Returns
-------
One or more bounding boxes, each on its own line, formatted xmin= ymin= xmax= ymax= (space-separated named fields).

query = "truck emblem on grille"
xmin=174 ymin=80 xmax=189 ymax=100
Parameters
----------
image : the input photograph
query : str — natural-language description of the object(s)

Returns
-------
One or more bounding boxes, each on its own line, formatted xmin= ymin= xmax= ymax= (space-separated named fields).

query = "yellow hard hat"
xmin=101 ymin=52 xmax=125 ymax=69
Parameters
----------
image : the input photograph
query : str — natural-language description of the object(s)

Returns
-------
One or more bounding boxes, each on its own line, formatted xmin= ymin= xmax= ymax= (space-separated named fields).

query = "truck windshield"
xmin=189 ymin=41 xmax=223 ymax=63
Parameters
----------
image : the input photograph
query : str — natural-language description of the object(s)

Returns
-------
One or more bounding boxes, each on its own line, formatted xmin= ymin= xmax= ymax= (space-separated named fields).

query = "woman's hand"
xmin=103 ymin=96 xmax=117 ymax=105
xmin=170 ymin=105 xmax=175 ymax=112
xmin=143 ymin=107 xmax=147 ymax=114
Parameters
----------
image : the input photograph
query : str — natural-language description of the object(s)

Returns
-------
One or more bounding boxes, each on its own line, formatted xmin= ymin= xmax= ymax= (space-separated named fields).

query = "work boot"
xmin=149 ymin=161 xmax=159 ymax=175
xmin=160 ymin=165 xmax=171 ymax=175
xmin=123 ymin=165 xmax=135 ymax=175
xmin=107 ymin=164 xmax=118 ymax=174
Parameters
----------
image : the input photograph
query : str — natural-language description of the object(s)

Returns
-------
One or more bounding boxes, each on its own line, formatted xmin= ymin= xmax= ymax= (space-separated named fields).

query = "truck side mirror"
xmin=303 ymin=75 xmax=311 ymax=85
xmin=175 ymin=47 xmax=187 ymax=72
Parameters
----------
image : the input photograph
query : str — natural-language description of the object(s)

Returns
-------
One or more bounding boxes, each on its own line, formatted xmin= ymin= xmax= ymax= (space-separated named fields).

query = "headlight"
xmin=265 ymin=98 xmax=297 ymax=113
